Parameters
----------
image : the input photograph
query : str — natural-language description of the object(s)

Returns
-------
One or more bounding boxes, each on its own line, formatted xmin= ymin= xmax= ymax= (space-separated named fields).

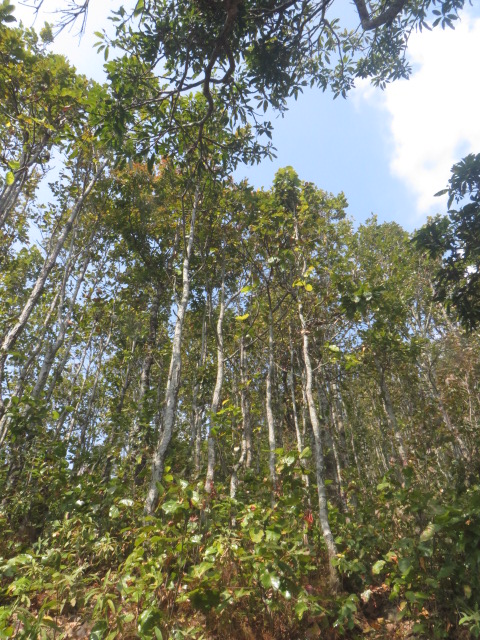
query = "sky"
xmin=12 ymin=0 xmax=480 ymax=232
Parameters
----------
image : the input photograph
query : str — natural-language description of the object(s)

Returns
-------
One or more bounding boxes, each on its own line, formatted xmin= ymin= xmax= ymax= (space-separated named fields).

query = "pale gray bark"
xmin=374 ymin=356 xmax=408 ymax=466
xmin=329 ymin=376 xmax=349 ymax=469
xmin=31 ymin=248 xmax=91 ymax=401
xmin=74 ymin=327 xmax=113 ymax=461
xmin=297 ymin=298 xmax=338 ymax=586
xmin=130 ymin=284 xmax=162 ymax=457
xmin=54 ymin=322 xmax=97 ymax=438
xmin=144 ymin=187 xmax=200 ymax=516
xmin=192 ymin=298 xmax=209 ymax=476
xmin=424 ymin=358 xmax=470 ymax=462
xmin=288 ymin=328 xmax=310 ymax=494
xmin=0 ymin=132 xmax=53 ymax=227
xmin=239 ymin=334 xmax=252 ymax=469
xmin=265 ymin=304 xmax=277 ymax=502
xmin=229 ymin=333 xmax=251 ymax=502
xmin=103 ymin=338 xmax=138 ymax=481
xmin=0 ymin=246 xmax=91 ymax=447
xmin=0 ymin=162 xmax=105 ymax=424
xmin=205 ymin=269 xmax=225 ymax=494
xmin=318 ymin=379 xmax=346 ymax=509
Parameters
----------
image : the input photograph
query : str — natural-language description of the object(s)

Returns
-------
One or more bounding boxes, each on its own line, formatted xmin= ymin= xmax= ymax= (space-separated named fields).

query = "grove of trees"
xmin=1 ymin=0 xmax=479 ymax=638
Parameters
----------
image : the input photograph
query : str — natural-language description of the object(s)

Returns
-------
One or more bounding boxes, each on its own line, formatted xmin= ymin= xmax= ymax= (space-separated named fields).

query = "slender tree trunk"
xmin=54 ymin=323 xmax=97 ymax=438
xmin=32 ymin=249 xmax=92 ymax=400
xmin=425 ymin=360 xmax=470 ymax=462
xmin=0 ymin=249 xmax=92 ymax=448
xmin=230 ymin=332 xmax=251 ymax=502
xmin=191 ymin=298 xmax=208 ymax=476
xmin=239 ymin=334 xmax=252 ymax=469
xmin=103 ymin=338 xmax=138 ymax=481
xmin=73 ymin=328 xmax=113 ymax=469
xmin=329 ymin=376 xmax=349 ymax=468
xmin=0 ymin=162 xmax=104 ymax=423
xmin=144 ymin=187 xmax=200 ymax=516
xmin=130 ymin=283 xmax=162 ymax=466
xmin=297 ymin=297 xmax=339 ymax=587
xmin=320 ymin=379 xmax=347 ymax=509
xmin=374 ymin=356 xmax=408 ymax=466
xmin=205 ymin=265 xmax=225 ymax=494
xmin=0 ymin=132 xmax=53 ymax=227
xmin=43 ymin=260 xmax=107 ymax=405
xmin=288 ymin=327 xmax=310 ymax=494
xmin=265 ymin=302 xmax=277 ymax=503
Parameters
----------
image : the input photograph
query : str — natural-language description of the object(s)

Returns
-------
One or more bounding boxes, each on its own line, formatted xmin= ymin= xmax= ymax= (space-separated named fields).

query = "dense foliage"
xmin=1 ymin=3 xmax=479 ymax=639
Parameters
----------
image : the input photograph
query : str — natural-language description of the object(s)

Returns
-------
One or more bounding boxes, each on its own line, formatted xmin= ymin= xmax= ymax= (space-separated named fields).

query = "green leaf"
xmin=372 ymin=560 xmax=386 ymax=575
xmin=299 ymin=446 xmax=312 ymax=459
xmin=161 ymin=499 xmax=183 ymax=514
xmin=89 ymin=621 xmax=108 ymax=640
xmin=398 ymin=558 xmax=413 ymax=576
xmin=134 ymin=0 xmax=145 ymax=16
xmin=235 ymin=313 xmax=250 ymax=321
xmin=137 ymin=608 xmax=163 ymax=636
xmin=109 ymin=506 xmax=120 ymax=518
xmin=5 ymin=171 xmax=14 ymax=186
xmin=265 ymin=528 xmax=281 ymax=542
xmin=193 ymin=561 xmax=214 ymax=577
xmin=249 ymin=528 xmax=264 ymax=543
xmin=295 ymin=599 xmax=309 ymax=619
xmin=260 ymin=571 xmax=272 ymax=589
xmin=419 ymin=522 xmax=437 ymax=542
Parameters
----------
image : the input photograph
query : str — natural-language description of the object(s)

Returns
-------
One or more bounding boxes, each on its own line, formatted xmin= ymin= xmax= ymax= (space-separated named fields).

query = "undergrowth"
xmin=1 ymin=452 xmax=479 ymax=639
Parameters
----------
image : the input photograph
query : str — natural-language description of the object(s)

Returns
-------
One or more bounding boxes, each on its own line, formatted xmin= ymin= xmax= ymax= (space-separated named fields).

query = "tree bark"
xmin=0 ymin=162 xmax=104 ymax=424
xmin=239 ymin=334 xmax=252 ymax=469
xmin=374 ymin=356 xmax=408 ymax=466
xmin=144 ymin=186 xmax=200 ymax=516
xmin=205 ymin=265 xmax=225 ymax=494
xmin=191 ymin=296 xmax=209 ymax=476
xmin=265 ymin=302 xmax=277 ymax=503
xmin=297 ymin=297 xmax=339 ymax=587
xmin=130 ymin=283 xmax=162 ymax=466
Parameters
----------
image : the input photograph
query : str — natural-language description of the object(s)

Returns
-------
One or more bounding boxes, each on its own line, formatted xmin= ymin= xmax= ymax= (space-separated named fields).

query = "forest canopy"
xmin=1 ymin=2 xmax=480 ymax=639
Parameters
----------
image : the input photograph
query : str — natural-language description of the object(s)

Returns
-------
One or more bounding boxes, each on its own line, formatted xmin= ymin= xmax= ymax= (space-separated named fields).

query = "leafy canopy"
xmin=415 ymin=153 xmax=480 ymax=330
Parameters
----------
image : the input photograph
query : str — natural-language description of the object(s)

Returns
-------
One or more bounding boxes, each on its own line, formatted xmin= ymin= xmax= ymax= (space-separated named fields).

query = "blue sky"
xmin=13 ymin=1 xmax=480 ymax=232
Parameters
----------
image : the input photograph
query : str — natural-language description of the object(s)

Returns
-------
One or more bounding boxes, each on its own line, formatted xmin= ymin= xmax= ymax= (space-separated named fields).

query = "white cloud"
xmin=355 ymin=11 xmax=480 ymax=219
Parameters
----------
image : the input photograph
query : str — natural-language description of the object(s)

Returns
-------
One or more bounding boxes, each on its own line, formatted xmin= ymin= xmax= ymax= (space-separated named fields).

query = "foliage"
xmin=415 ymin=153 xmax=480 ymax=330
xmin=0 ymin=12 xmax=479 ymax=640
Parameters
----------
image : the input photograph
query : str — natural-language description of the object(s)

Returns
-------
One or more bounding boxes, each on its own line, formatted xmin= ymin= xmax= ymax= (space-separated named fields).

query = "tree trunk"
xmin=205 ymin=265 xmax=225 ymax=494
xmin=239 ymin=334 xmax=252 ymax=469
xmin=265 ymin=303 xmax=277 ymax=503
xmin=425 ymin=359 xmax=470 ymax=462
xmin=297 ymin=297 xmax=339 ymax=587
xmin=374 ymin=356 xmax=408 ymax=466
xmin=288 ymin=327 xmax=309 ymax=493
xmin=0 ymin=132 xmax=53 ymax=228
xmin=0 ymin=162 xmax=104 ymax=423
xmin=130 ymin=283 xmax=162 ymax=470
xmin=191 ymin=297 xmax=209 ymax=476
xmin=103 ymin=338 xmax=138 ymax=481
xmin=144 ymin=186 xmax=200 ymax=516
xmin=32 ymin=247 xmax=92 ymax=400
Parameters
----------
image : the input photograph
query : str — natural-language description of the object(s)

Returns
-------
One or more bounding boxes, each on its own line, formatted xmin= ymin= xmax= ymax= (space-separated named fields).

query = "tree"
xmin=22 ymin=0 xmax=468 ymax=164
xmin=415 ymin=153 xmax=480 ymax=330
